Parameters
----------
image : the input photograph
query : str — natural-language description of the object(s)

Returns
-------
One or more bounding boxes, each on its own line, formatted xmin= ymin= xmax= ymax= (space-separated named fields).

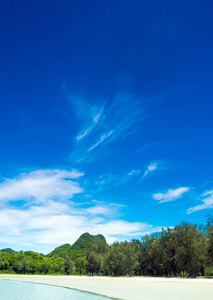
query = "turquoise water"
xmin=0 ymin=279 xmax=112 ymax=300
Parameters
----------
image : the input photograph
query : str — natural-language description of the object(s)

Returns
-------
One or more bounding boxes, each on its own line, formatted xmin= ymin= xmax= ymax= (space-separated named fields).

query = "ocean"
xmin=0 ymin=279 xmax=112 ymax=300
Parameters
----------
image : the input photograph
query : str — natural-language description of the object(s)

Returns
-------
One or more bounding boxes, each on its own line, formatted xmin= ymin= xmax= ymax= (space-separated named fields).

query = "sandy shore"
xmin=0 ymin=275 xmax=213 ymax=300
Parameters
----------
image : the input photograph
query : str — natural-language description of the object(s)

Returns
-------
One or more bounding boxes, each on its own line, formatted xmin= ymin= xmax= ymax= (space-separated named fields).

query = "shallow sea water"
xmin=0 ymin=279 xmax=112 ymax=300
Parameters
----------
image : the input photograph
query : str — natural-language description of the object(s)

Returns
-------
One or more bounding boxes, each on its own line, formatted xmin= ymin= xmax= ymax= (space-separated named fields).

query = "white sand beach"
xmin=0 ymin=275 xmax=213 ymax=300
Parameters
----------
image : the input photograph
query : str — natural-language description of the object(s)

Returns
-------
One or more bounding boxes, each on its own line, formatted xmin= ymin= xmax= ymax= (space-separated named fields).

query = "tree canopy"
xmin=1 ymin=218 xmax=213 ymax=277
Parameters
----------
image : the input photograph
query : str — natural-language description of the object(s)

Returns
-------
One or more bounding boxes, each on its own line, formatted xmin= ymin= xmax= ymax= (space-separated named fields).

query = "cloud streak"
xmin=68 ymin=92 xmax=144 ymax=161
xmin=141 ymin=162 xmax=158 ymax=181
xmin=90 ymin=168 xmax=142 ymax=193
xmin=88 ymin=130 xmax=114 ymax=151
xmin=187 ymin=190 xmax=213 ymax=214
xmin=77 ymin=110 xmax=103 ymax=141
xmin=127 ymin=169 xmax=141 ymax=176
xmin=153 ymin=187 xmax=190 ymax=203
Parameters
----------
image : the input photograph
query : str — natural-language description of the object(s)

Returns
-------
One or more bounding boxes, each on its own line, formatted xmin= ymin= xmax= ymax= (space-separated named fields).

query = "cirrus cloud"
xmin=67 ymin=91 xmax=145 ymax=162
xmin=153 ymin=187 xmax=190 ymax=203
xmin=187 ymin=190 xmax=213 ymax=214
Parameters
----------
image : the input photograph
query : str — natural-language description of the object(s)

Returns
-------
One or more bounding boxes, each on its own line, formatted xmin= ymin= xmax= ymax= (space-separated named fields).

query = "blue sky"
xmin=0 ymin=0 xmax=213 ymax=253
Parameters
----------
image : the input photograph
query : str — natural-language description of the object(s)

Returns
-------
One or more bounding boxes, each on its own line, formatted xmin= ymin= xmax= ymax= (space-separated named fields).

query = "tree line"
xmin=1 ymin=217 xmax=213 ymax=277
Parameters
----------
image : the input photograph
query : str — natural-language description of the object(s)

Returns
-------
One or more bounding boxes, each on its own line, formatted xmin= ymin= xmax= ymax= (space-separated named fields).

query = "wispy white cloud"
xmin=153 ymin=187 xmax=190 ymax=203
xmin=148 ymin=163 xmax=158 ymax=172
xmin=85 ymin=205 xmax=112 ymax=216
xmin=67 ymin=92 xmax=144 ymax=161
xmin=67 ymin=93 xmax=104 ymax=142
xmin=77 ymin=126 xmax=93 ymax=141
xmin=91 ymin=168 xmax=141 ymax=193
xmin=140 ymin=162 xmax=158 ymax=181
xmin=76 ymin=109 xmax=103 ymax=141
xmin=88 ymin=130 xmax=114 ymax=151
xmin=93 ymin=111 xmax=102 ymax=123
xmin=127 ymin=169 xmax=141 ymax=176
xmin=187 ymin=190 xmax=213 ymax=214
xmin=202 ymin=190 xmax=213 ymax=197
xmin=0 ymin=169 xmax=84 ymax=204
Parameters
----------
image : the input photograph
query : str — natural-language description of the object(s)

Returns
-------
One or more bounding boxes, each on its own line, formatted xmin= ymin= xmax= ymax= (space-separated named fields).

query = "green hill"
xmin=48 ymin=243 xmax=72 ymax=259
xmin=49 ymin=232 xmax=107 ymax=261
xmin=0 ymin=248 xmax=16 ymax=254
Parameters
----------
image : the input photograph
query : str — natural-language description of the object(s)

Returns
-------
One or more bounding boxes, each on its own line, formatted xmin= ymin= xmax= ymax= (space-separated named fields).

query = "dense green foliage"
xmin=0 ymin=248 xmax=16 ymax=254
xmin=48 ymin=244 xmax=72 ymax=259
xmin=0 ymin=251 xmax=66 ymax=274
xmin=1 ymin=218 xmax=213 ymax=277
xmin=49 ymin=233 xmax=107 ymax=261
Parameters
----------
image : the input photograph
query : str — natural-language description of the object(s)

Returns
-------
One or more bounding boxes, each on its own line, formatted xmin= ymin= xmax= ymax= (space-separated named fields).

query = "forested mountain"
xmin=49 ymin=233 xmax=107 ymax=261
xmin=0 ymin=248 xmax=16 ymax=254
xmin=1 ymin=217 xmax=213 ymax=277
xmin=48 ymin=244 xmax=72 ymax=259
xmin=72 ymin=233 xmax=106 ymax=251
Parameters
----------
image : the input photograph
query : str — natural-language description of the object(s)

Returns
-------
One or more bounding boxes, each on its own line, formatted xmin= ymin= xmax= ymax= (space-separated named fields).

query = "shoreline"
xmin=1 ymin=275 xmax=213 ymax=300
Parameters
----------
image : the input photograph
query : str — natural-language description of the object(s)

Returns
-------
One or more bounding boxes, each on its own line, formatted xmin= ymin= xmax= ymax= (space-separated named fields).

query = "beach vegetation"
xmin=1 ymin=217 xmax=213 ymax=277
